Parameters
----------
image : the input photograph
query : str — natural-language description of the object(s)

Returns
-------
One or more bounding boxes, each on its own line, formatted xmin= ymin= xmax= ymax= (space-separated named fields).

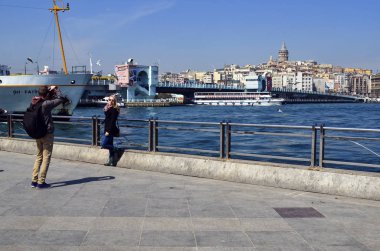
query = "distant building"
xmin=370 ymin=73 xmax=380 ymax=97
xmin=278 ymin=42 xmax=289 ymax=63
xmin=349 ymin=74 xmax=371 ymax=95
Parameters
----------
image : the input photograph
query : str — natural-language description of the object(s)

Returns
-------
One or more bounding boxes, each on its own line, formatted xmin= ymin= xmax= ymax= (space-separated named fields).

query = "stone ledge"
xmin=1 ymin=137 xmax=379 ymax=201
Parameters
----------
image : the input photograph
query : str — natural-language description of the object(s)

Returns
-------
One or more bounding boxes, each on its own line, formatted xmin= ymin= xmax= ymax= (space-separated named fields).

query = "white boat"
xmin=97 ymin=93 xmax=126 ymax=108
xmin=0 ymin=1 xmax=92 ymax=116
xmin=194 ymin=92 xmax=284 ymax=106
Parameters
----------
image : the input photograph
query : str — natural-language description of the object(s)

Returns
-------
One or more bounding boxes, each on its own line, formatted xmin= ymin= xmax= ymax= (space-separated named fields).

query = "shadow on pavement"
xmin=49 ymin=176 xmax=115 ymax=188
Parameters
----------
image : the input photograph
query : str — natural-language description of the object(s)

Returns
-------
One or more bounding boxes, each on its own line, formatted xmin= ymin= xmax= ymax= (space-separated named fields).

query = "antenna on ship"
xmin=49 ymin=0 xmax=70 ymax=75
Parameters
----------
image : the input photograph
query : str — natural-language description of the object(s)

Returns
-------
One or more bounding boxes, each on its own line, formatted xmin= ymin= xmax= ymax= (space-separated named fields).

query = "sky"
xmin=1 ymin=0 xmax=379 ymax=74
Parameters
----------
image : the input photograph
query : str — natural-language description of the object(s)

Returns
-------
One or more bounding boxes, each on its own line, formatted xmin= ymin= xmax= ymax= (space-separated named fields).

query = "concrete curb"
xmin=1 ymin=137 xmax=379 ymax=201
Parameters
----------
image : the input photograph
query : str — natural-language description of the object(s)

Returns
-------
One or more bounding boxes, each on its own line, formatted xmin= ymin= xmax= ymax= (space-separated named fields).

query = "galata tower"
xmin=278 ymin=42 xmax=289 ymax=63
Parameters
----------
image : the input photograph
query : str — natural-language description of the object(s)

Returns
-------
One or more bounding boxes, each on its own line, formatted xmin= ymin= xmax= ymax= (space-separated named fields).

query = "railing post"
xmin=7 ymin=114 xmax=13 ymax=138
xmin=92 ymin=116 xmax=100 ymax=146
xmin=319 ymin=124 xmax=325 ymax=167
xmin=226 ymin=122 xmax=231 ymax=159
xmin=148 ymin=118 xmax=153 ymax=151
xmin=310 ymin=125 xmax=317 ymax=166
xmin=96 ymin=116 xmax=100 ymax=146
xmin=153 ymin=119 xmax=158 ymax=152
xmin=219 ymin=122 xmax=225 ymax=158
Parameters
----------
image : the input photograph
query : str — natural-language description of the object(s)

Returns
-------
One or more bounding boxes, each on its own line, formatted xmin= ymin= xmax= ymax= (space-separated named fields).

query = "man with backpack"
xmin=26 ymin=85 xmax=68 ymax=189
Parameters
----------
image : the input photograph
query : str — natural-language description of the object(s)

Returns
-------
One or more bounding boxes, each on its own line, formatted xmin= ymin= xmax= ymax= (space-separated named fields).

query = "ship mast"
xmin=49 ymin=0 xmax=70 ymax=75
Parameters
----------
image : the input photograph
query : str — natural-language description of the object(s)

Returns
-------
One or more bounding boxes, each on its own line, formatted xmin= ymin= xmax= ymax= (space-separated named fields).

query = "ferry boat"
xmin=194 ymin=92 xmax=284 ymax=106
xmin=95 ymin=93 xmax=126 ymax=108
xmin=0 ymin=1 xmax=92 ymax=116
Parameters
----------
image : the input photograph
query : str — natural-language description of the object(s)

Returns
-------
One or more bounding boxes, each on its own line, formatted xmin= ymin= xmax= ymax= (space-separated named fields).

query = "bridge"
xmin=84 ymin=79 xmax=362 ymax=103
xmin=156 ymin=82 xmax=245 ymax=98
xmin=156 ymin=83 xmax=362 ymax=103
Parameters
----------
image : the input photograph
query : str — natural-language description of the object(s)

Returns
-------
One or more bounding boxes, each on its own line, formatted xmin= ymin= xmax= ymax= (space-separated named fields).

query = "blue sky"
xmin=1 ymin=0 xmax=379 ymax=74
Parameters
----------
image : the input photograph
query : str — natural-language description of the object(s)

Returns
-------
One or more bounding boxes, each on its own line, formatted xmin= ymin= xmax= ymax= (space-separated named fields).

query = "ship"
xmin=194 ymin=92 xmax=284 ymax=106
xmin=0 ymin=1 xmax=92 ymax=116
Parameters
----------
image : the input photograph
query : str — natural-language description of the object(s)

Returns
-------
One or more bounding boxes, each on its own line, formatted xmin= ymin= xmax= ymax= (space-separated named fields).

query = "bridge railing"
xmin=1 ymin=114 xmax=379 ymax=171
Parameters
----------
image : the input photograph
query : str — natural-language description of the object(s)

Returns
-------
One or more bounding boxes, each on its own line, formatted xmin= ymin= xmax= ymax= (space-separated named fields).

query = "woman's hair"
xmin=109 ymin=95 xmax=120 ymax=112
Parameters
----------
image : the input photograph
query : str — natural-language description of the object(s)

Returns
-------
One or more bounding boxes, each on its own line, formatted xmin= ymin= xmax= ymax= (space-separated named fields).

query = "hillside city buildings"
xmin=159 ymin=43 xmax=378 ymax=97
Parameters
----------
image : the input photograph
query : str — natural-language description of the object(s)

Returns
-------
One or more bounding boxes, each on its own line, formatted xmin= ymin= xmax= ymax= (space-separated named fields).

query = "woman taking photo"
xmin=101 ymin=95 xmax=120 ymax=166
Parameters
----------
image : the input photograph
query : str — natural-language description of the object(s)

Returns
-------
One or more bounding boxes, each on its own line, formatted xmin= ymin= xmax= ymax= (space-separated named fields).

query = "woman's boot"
xmin=112 ymin=149 xmax=118 ymax=166
xmin=104 ymin=150 xmax=114 ymax=166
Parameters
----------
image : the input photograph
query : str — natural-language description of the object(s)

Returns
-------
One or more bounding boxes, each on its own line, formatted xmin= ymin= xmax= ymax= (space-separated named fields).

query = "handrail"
xmin=1 ymin=114 xmax=379 ymax=172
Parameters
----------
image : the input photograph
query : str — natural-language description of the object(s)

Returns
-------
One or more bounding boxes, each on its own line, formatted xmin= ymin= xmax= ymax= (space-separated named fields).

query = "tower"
xmin=278 ymin=42 xmax=289 ymax=63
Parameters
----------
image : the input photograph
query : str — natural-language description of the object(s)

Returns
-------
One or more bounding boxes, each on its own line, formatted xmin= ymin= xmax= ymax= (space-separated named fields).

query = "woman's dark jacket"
xmin=104 ymin=107 xmax=119 ymax=137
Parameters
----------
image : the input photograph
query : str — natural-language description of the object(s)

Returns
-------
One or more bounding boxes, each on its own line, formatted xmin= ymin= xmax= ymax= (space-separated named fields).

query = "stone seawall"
xmin=1 ymin=138 xmax=379 ymax=201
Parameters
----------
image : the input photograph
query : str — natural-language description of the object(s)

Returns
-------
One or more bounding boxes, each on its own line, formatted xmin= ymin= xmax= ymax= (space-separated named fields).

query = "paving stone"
xmin=240 ymin=218 xmax=293 ymax=232
xmin=0 ymin=229 xmax=33 ymax=245
xmin=189 ymin=199 xmax=235 ymax=218
xmin=143 ymin=217 xmax=192 ymax=231
xmin=140 ymin=230 xmax=196 ymax=247
xmin=246 ymin=231 xmax=313 ymax=250
xmin=81 ymin=230 xmax=140 ymax=246
xmin=230 ymin=202 xmax=280 ymax=218
xmin=146 ymin=198 xmax=190 ymax=217
xmin=195 ymin=231 xmax=253 ymax=247
xmin=101 ymin=197 xmax=147 ymax=217
xmin=91 ymin=217 xmax=144 ymax=231
xmin=0 ymin=216 xmax=47 ymax=230
xmin=296 ymin=229 xmax=370 ymax=250
xmin=19 ymin=230 xmax=87 ymax=246
xmin=39 ymin=217 xmax=96 ymax=231
xmin=191 ymin=218 xmax=241 ymax=231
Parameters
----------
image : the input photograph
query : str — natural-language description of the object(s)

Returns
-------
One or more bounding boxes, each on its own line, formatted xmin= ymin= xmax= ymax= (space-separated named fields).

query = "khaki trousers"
xmin=32 ymin=133 xmax=54 ymax=184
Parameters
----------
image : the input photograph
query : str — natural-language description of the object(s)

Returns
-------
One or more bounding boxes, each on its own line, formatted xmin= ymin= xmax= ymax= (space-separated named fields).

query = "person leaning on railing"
xmin=101 ymin=95 xmax=121 ymax=166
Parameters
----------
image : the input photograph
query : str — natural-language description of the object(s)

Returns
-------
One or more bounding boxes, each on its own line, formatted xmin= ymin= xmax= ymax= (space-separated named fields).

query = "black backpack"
xmin=23 ymin=100 xmax=48 ymax=139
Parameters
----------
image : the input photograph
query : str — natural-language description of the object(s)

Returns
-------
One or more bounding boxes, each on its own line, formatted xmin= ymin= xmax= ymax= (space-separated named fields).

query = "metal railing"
xmin=1 ymin=114 xmax=379 ymax=171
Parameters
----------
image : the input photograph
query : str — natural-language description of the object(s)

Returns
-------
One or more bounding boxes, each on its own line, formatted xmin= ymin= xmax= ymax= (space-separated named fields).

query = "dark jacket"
xmin=104 ymin=107 xmax=119 ymax=137
xmin=31 ymin=92 xmax=64 ymax=134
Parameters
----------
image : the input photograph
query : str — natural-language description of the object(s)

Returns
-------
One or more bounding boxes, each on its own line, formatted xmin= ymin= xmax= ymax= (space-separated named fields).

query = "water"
xmin=74 ymin=103 xmax=380 ymax=129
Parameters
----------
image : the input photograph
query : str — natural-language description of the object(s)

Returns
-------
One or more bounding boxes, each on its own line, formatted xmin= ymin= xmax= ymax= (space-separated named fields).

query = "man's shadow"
xmin=49 ymin=176 xmax=115 ymax=188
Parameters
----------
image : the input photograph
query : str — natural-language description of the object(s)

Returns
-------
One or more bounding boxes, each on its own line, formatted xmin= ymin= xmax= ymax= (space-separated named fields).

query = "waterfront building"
xmin=349 ymin=74 xmax=371 ymax=96
xmin=271 ymin=74 xmax=284 ymax=89
xmin=371 ymin=73 xmax=380 ymax=97
xmin=334 ymin=73 xmax=350 ymax=93
xmin=370 ymin=73 xmax=380 ymax=98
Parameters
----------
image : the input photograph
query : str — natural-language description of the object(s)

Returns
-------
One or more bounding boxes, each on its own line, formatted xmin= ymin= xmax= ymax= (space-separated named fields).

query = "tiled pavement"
xmin=0 ymin=150 xmax=380 ymax=250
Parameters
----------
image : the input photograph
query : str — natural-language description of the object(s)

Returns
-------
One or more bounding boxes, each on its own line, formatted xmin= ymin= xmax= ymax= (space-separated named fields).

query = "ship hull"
xmin=0 ymin=73 xmax=92 ymax=115
xmin=194 ymin=99 xmax=284 ymax=106
xmin=194 ymin=92 xmax=284 ymax=106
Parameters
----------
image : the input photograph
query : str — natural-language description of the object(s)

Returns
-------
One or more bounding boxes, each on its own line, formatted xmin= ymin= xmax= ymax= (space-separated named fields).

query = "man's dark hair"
xmin=38 ymin=86 xmax=49 ymax=97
